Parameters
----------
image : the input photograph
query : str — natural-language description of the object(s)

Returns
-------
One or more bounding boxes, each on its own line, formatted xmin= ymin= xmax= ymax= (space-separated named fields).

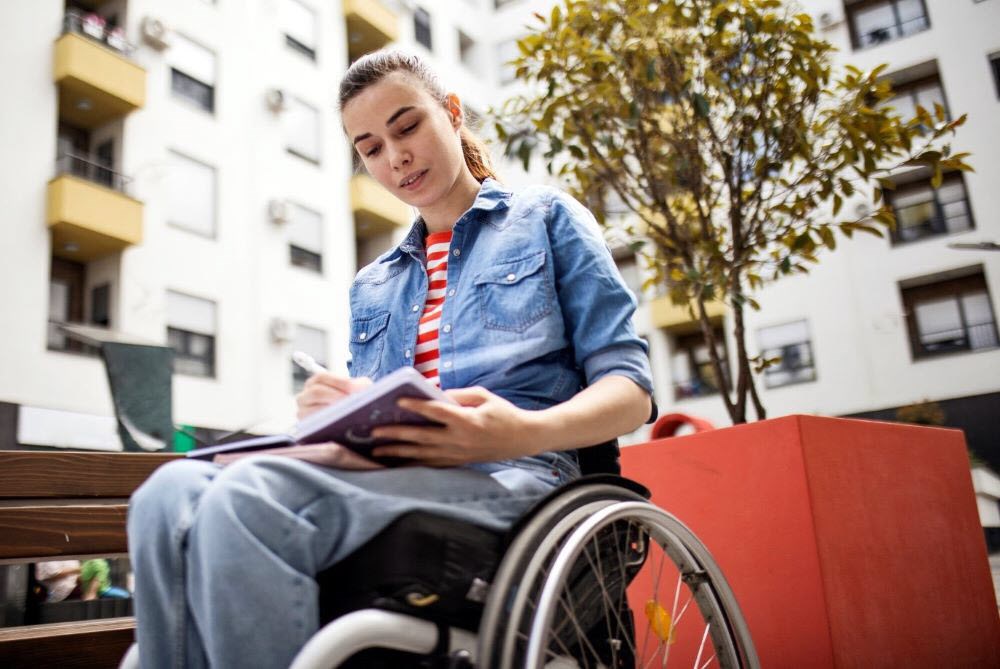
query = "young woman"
xmin=128 ymin=50 xmax=654 ymax=668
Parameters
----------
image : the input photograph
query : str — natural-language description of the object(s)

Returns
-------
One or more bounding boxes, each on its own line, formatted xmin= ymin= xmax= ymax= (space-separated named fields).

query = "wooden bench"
xmin=0 ymin=451 xmax=180 ymax=668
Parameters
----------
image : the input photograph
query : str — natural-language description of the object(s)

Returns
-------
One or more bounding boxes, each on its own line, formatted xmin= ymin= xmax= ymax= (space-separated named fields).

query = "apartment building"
xmin=0 ymin=0 xmax=997 ymax=467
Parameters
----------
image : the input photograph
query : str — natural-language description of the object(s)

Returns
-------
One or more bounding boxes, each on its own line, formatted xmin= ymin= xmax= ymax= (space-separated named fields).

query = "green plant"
xmin=497 ymin=0 xmax=972 ymax=423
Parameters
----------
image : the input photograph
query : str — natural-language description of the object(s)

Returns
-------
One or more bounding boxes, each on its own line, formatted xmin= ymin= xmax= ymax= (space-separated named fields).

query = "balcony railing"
xmin=853 ymin=13 xmax=929 ymax=49
xmin=916 ymin=321 xmax=999 ymax=357
xmin=56 ymin=151 xmax=131 ymax=193
xmin=63 ymin=9 xmax=135 ymax=57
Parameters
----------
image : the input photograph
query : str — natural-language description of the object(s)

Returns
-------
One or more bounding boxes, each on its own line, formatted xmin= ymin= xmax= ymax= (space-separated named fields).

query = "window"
xmin=497 ymin=38 xmax=520 ymax=85
xmin=888 ymin=173 xmax=973 ymax=244
xmin=670 ymin=327 xmax=729 ymax=401
xmin=901 ymin=269 xmax=999 ymax=359
xmin=168 ymin=151 xmax=217 ymax=237
xmin=287 ymin=202 xmax=323 ymax=273
xmin=47 ymin=258 xmax=110 ymax=355
xmin=169 ymin=34 xmax=216 ymax=112
xmin=990 ymin=52 xmax=1000 ymax=98
xmin=167 ymin=291 xmax=217 ymax=377
xmin=887 ymin=75 xmax=947 ymax=123
xmin=281 ymin=0 xmax=317 ymax=60
xmin=757 ymin=320 xmax=816 ymax=388
xmin=414 ymin=7 xmax=432 ymax=50
xmin=91 ymin=283 xmax=110 ymax=327
xmin=847 ymin=0 xmax=929 ymax=49
xmin=283 ymin=96 xmax=321 ymax=163
xmin=292 ymin=325 xmax=327 ymax=391
xmin=458 ymin=30 xmax=477 ymax=71
xmin=48 ymin=258 xmax=87 ymax=353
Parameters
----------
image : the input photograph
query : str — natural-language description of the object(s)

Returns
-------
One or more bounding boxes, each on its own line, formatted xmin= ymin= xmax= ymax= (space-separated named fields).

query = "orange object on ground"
xmin=621 ymin=414 xmax=1000 ymax=668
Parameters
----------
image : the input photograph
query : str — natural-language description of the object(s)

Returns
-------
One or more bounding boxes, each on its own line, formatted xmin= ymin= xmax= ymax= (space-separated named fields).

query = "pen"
xmin=292 ymin=351 xmax=328 ymax=375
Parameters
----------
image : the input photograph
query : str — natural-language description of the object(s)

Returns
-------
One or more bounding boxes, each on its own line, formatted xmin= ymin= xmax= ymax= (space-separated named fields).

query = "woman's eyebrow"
xmin=352 ymin=106 xmax=417 ymax=145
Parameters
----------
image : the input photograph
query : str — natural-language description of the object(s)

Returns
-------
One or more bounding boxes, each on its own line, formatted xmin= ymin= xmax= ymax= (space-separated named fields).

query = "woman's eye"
xmin=364 ymin=145 xmax=380 ymax=157
xmin=401 ymin=123 xmax=418 ymax=134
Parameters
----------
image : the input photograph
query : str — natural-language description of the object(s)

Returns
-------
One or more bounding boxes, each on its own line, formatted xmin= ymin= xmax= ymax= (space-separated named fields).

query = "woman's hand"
xmin=369 ymin=386 xmax=541 ymax=466
xmin=296 ymin=372 xmax=372 ymax=420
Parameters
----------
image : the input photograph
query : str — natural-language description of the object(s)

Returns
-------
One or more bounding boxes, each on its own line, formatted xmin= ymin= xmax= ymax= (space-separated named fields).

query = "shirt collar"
xmin=395 ymin=178 xmax=512 ymax=259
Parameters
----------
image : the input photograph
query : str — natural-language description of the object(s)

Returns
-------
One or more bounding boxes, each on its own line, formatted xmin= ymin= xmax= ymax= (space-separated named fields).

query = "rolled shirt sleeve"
xmin=545 ymin=190 xmax=654 ymax=397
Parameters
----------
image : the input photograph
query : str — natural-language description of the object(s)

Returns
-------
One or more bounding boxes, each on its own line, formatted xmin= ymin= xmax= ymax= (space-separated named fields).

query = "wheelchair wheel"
xmin=479 ymin=497 xmax=757 ymax=669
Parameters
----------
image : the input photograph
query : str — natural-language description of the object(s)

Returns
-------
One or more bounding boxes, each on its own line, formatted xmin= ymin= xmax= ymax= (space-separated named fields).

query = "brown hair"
xmin=339 ymin=50 xmax=497 ymax=183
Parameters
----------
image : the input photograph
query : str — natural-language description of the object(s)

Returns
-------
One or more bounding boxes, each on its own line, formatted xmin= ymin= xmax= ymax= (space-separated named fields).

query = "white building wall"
xmin=1 ymin=0 xmax=997 ymax=448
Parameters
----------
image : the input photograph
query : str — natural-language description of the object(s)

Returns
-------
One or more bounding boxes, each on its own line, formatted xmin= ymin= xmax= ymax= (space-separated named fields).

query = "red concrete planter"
xmin=621 ymin=414 xmax=1000 ymax=668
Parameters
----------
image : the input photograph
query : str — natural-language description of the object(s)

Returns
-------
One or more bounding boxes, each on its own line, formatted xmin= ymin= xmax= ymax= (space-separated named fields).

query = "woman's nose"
xmin=389 ymin=146 xmax=411 ymax=170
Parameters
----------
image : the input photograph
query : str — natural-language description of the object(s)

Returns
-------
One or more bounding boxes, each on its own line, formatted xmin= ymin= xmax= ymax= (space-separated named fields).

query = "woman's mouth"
xmin=399 ymin=169 xmax=428 ymax=191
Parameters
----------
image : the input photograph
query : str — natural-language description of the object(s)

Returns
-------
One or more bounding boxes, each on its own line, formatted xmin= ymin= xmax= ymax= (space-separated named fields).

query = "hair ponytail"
xmin=339 ymin=49 xmax=498 ymax=183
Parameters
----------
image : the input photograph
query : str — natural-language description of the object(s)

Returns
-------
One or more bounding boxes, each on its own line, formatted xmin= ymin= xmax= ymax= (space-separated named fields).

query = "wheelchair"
xmin=120 ymin=442 xmax=758 ymax=669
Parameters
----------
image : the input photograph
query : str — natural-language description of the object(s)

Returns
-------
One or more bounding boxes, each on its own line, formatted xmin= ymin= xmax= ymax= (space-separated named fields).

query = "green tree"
xmin=497 ymin=0 xmax=972 ymax=423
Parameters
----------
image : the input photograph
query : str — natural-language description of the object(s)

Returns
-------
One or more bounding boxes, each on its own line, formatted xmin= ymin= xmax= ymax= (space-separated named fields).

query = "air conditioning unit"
xmin=268 ymin=198 xmax=290 ymax=224
xmin=265 ymin=88 xmax=287 ymax=113
xmin=817 ymin=10 xmax=843 ymax=29
xmin=140 ymin=16 xmax=171 ymax=50
xmin=270 ymin=318 xmax=295 ymax=344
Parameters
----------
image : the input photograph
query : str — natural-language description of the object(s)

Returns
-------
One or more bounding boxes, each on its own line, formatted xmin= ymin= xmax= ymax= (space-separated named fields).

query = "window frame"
xmin=414 ymin=7 xmax=432 ymax=51
xmin=846 ymin=0 xmax=931 ymax=50
xmin=670 ymin=326 xmax=730 ymax=401
xmin=900 ymin=270 xmax=999 ymax=360
xmin=887 ymin=172 xmax=975 ymax=246
xmin=167 ymin=150 xmax=218 ymax=239
xmin=166 ymin=290 xmax=218 ymax=378
xmin=283 ymin=95 xmax=322 ymax=164
xmin=168 ymin=326 xmax=217 ymax=378
xmin=757 ymin=320 xmax=818 ymax=389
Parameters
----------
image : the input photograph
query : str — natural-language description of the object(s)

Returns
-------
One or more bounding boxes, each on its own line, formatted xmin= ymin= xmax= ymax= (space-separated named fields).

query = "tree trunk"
xmin=696 ymin=295 xmax=740 ymax=423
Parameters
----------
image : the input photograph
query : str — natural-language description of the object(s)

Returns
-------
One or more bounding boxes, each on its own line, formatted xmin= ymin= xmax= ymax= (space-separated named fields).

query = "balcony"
xmin=650 ymin=295 xmax=726 ymax=331
xmin=343 ymin=0 xmax=399 ymax=62
xmin=350 ymin=174 xmax=411 ymax=238
xmin=54 ymin=12 xmax=146 ymax=128
xmin=47 ymin=153 xmax=143 ymax=262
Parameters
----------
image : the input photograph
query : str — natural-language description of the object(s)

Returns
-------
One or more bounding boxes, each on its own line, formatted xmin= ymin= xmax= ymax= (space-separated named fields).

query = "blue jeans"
xmin=127 ymin=455 xmax=575 ymax=669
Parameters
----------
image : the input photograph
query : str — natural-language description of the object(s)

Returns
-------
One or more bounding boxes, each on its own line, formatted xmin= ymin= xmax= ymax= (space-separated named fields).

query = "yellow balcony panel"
xmin=651 ymin=295 xmax=726 ymax=332
xmin=344 ymin=0 xmax=399 ymax=61
xmin=351 ymin=174 xmax=412 ymax=239
xmin=54 ymin=32 xmax=146 ymax=129
xmin=47 ymin=175 xmax=143 ymax=262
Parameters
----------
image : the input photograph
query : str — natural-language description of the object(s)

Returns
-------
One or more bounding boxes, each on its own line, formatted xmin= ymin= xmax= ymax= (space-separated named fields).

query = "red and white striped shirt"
xmin=413 ymin=231 xmax=452 ymax=385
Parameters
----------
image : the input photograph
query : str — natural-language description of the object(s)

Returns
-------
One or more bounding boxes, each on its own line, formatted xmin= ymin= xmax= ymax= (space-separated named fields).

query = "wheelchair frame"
xmin=120 ymin=477 xmax=759 ymax=669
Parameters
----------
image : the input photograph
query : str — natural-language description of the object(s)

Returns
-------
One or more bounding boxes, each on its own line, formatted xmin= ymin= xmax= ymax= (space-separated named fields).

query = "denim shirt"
xmin=347 ymin=178 xmax=653 ymax=485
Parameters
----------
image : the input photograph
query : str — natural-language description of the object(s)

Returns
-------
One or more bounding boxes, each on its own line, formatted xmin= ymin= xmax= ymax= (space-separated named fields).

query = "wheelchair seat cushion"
xmin=317 ymin=510 xmax=504 ymax=631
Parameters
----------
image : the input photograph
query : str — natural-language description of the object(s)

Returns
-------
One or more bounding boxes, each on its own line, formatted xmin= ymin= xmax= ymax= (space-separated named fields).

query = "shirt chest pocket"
xmin=349 ymin=311 xmax=390 ymax=378
xmin=473 ymin=250 xmax=555 ymax=332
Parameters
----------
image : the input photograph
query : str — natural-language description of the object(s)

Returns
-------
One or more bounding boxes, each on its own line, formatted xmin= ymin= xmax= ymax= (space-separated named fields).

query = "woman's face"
xmin=342 ymin=72 xmax=466 ymax=210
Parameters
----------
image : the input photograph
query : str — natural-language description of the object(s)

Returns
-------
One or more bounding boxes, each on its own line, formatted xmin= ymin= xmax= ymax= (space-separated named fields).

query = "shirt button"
xmin=411 ymin=304 xmax=419 ymax=312
xmin=452 ymin=248 xmax=461 ymax=257
xmin=447 ymin=288 xmax=456 ymax=297
xmin=404 ymin=349 xmax=411 ymax=358
xmin=359 ymin=332 xmax=367 ymax=340
xmin=443 ymin=360 xmax=452 ymax=369
xmin=506 ymin=273 xmax=516 ymax=282
xmin=443 ymin=324 xmax=452 ymax=333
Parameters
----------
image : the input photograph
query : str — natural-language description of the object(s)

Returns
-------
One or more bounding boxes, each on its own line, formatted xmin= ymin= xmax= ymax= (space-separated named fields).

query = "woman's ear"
xmin=445 ymin=93 xmax=463 ymax=128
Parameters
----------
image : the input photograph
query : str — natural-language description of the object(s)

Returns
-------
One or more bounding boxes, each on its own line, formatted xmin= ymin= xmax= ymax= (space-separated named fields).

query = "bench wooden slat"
xmin=0 ymin=452 xmax=181 ymax=499
xmin=0 ymin=617 xmax=134 ymax=668
xmin=0 ymin=502 xmax=130 ymax=560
